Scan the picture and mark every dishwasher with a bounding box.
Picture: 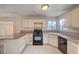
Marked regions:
[58,36,67,54]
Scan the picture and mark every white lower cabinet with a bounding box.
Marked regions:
[27,33,33,44]
[67,40,78,54]
[4,35,27,54]
[48,34,58,48]
[43,33,48,44]
[18,35,27,53]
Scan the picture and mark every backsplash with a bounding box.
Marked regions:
[63,28,79,34]
[58,27,79,38]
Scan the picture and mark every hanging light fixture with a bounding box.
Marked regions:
[41,4,49,11]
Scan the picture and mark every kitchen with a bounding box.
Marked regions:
[0,4,79,54]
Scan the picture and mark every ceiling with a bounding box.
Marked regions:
[0,4,76,17]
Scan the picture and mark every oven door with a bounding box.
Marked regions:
[35,36,41,41]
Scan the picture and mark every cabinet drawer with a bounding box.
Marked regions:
[48,35,57,39]
[48,34,58,48]
[68,41,77,48]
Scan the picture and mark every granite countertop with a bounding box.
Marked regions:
[19,31,79,44]
[0,31,32,40]
[0,30,56,40]
[1,29,79,44]
[58,32,79,44]
[13,31,27,39]
[12,31,33,39]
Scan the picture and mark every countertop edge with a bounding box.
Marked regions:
[58,33,79,44]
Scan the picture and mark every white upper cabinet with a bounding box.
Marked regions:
[22,19,48,30]
[64,7,79,28]
[0,21,13,38]
[64,11,72,28]
[0,17,22,38]
[71,7,79,28]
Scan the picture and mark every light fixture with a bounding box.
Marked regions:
[41,4,49,11]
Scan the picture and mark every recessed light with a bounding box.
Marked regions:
[41,4,49,11]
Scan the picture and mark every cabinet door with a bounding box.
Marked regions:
[19,37,26,53]
[43,33,48,44]
[4,39,19,54]
[64,12,72,28]
[71,7,79,28]
[4,22,13,38]
[48,34,58,48]
[0,21,13,38]
[27,34,33,44]
[4,36,27,54]
[67,40,78,54]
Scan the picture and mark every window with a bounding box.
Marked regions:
[60,19,64,26]
[48,20,56,30]
[59,18,65,30]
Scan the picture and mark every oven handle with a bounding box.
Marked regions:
[60,42,67,45]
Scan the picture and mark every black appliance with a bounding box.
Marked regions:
[33,29,43,45]
[58,36,67,54]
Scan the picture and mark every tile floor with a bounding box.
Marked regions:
[22,45,62,54]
